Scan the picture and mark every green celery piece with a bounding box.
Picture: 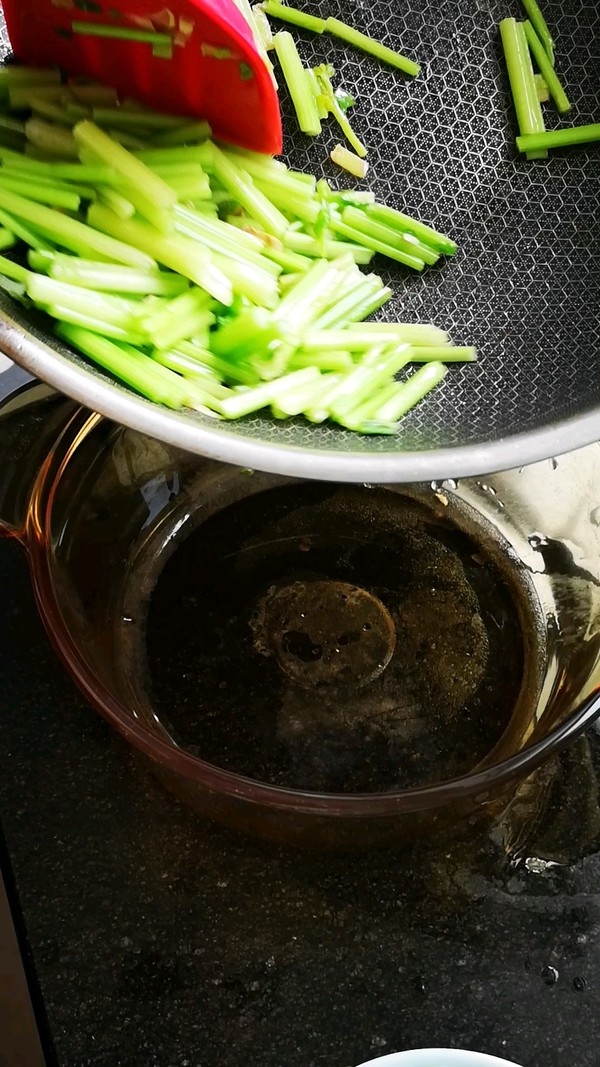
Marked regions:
[97,188,135,219]
[151,121,212,147]
[25,118,78,159]
[49,305,147,344]
[218,367,319,418]
[211,251,280,308]
[313,276,381,329]
[273,32,322,137]
[0,227,16,252]
[313,65,366,157]
[289,350,354,372]
[68,84,119,108]
[136,145,212,168]
[272,372,343,418]
[71,21,171,46]
[523,21,570,113]
[275,259,343,329]
[174,203,264,251]
[306,68,328,121]
[87,203,232,303]
[521,0,555,63]
[1,158,117,183]
[0,255,28,282]
[0,186,153,267]
[345,322,450,345]
[262,1,326,34]
[91,108,189,131]
[151,348,231,395]
[324,17,420,77]
[329,345,413,420]
[252,177,320,225]
[330,215,425,271]
[209,143,289,237]
[27,273,141,327]
[152,310,215,353]
[365,203,457,255]
[499,19,547,159]
[335,379,399,426]
[74,122,176,231]
[516,124,600,152]
[176,341,260,386]
[375,363,447,422]
[29,98,76,127]
[0,68,61,96]
[174,206,277,271]
[340,206,439,265]
[49,259,189,296]
[0,173,81,212]
[210,307,283,360]
[223,148,316,196]
[409,346,477,362]
[261,244,313,273]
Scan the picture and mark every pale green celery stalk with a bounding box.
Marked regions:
[375,363,447,422]
[30,98,76,127]
[499,18,547,159]
[50,259,189,296]
[135,145,213,167]
[152,310,215,353]
[289,350,354,372]
[0,187,154,266]
[107,128,149,151]
[0,255,28,282]
[218,367,320,418]
[272,374,339,419]
[150,122,212,147]
[71,21,171,45]
[69,84,119,108]
[252,4,275,51]
[176,341,260,386]
[50,305,147,343]
[312,276,380,329]
[0,209,54,253]
[346,285,393,322]
[160,173,211,200]
[27,273,141,326]
[74,121,176,231]
[345,322,450,345]
[212,251,280,308]
[151,348,231,394]
[277,271,302,291]
[313,66,366,157]
[335,379,399,426]
[223,148,317,195]
[262,1,325,33]
[330,215,425,271]
[516,123,600,152]
[173,207,277,270]
[273,32,322,137]
[261,244,313,273]
[0,227,16,252]
[87,203,232,302]
[25,118,78,159]
[306,68,328,120]
[523,21,570,113]
[98,188,136,218]
[1,158,117,183]
[0,68,61,94]
[210,307,284,359]
[365,203,457,255]
[409,346,477,362]
[173,201,263,248]
[209,143,289,237]
[284,231,374,263]
[92,108,188,131]
[12,171,97,199]
[324,17,420,76]
[329,345,413,420]
[341,206,439,265]
[275,259,343,329]
[521,0,554,63]
[0,173,81,211]
[252,178,320,224]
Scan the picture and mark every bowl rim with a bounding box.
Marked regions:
[23,407,600,818]
[355,1049,524,1067]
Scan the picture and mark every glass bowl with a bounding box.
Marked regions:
[2,374,600,850]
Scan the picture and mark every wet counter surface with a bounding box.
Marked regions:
[2,536,600,1067]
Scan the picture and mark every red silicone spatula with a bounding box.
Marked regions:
[2,0,282,154]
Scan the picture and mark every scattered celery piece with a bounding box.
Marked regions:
[523,21,570,114]
[262,1,326,33]
[330,144,369,179]
[516,124,600,152]
[324,17,420,77]
[375,363,448,422]
[273,32,322,137]
[499,19,547,159]
[521,0,555,64]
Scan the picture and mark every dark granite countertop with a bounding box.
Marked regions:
[2,537,600,1067]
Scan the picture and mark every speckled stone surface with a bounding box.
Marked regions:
[2,537,600,1067]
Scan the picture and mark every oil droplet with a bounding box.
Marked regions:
[528,533,549,550]
[541,965,559,986]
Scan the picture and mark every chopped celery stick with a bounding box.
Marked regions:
[87,203,232,302]
[534,73,550,102]
[330,216,425,271]
[174,204,264,250]
[516,124,600,152]
[74,122,176,231]
[276,259,342,329]
[0,186,153,266]
[324,17,420,77]
[253,4,275,49]
[177,341,260,386]
[224,149,316,195]
[313,66,366,157]
[211,252,280,308]
[0,68,61,94]
[329,345,413,420]
[29,98,75,127]
[262,1,326,33]
[152,311,215,353]
[91,108,188,131]
[253,180,320,225]
[345,322,449,345]
[0,173,81,211]
[72,21,171,46]
[521,0,554,63]
[98,187,135,218]
[289,350,354,372]
[2,159,117,183]
[375,363,447,422]
[25,118,78,159]
[50,305,146,344]
[272,372,341,417]
[341,206,439,265]
[262,245,313,273]
[151,121,212,147]
[211,307,284,359]
[174,207,276,270]
[410,346,477,362]
[8,85,65,110]
[278,272,303,291]
[27,273,141,326]
[218,367,319,418]
[523,21,570,113]
[0,227,16,252]
[499,19,547,159]
[365,203,457,255]
[0,255,28,282]
[49,258,189,296]
[284,231,374,264]
[106,128,149,151]
[331,144,369,178]
[346,285,393,323]
[209,144,289,237]
[136,145,212,167]
[160,172,211,200]
[152,349,230,393]
[69,85,119,107]
[313,276,381,329]
[306,68,328,120]
[336,379,399,426]
[27,250,53,272]
[273,32,322,137]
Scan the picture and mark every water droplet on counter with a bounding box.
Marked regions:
[541,965,559,986]
[528,533,549,550]
[573,976,587,992]
[122,616,134,624]
[442,478,458,491]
